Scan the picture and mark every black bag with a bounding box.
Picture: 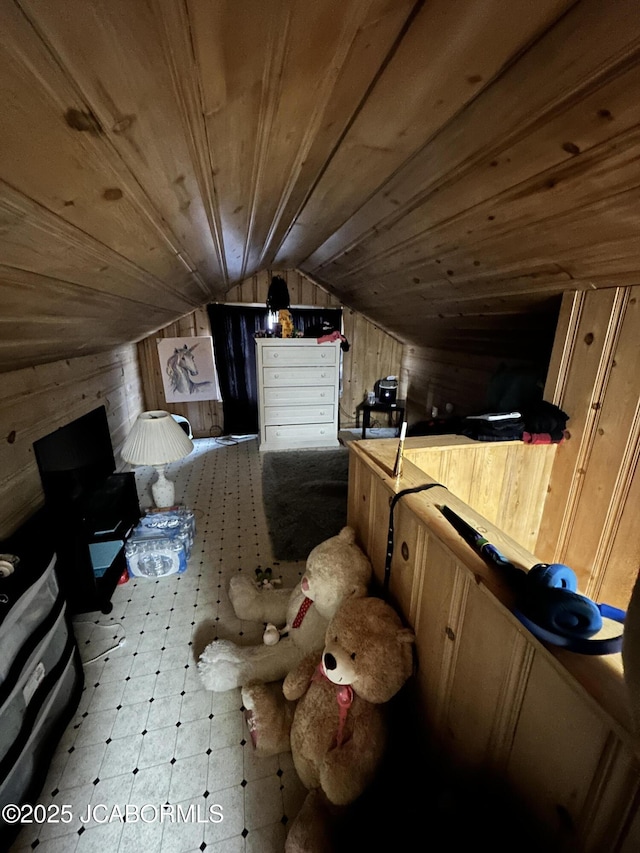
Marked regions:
[266,276,290,312]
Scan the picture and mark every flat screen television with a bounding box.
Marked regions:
[33,405,116,504]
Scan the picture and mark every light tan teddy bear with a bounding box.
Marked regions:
[197,527,372,693]
[280,595,415,852]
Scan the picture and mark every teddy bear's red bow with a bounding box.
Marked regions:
[292,595,313,628]
[312,663,354,747]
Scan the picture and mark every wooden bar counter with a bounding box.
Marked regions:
[347,436,640,852]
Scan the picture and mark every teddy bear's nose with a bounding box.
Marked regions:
[323,652,337,671]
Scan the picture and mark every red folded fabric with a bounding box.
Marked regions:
[317,331,342,344]
[523,431,565,445]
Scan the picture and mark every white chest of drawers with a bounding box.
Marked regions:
[256,338,341,451]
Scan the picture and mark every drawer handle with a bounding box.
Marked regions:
[319,410,325,416]
[321,373,326,378]
[273,353,279,358]
[320,392,325,398]
[274,373,279,378]
[320,353,326,358]
[320,429,325,434]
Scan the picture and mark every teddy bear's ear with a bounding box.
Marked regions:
[337,526,356,544]
[397,628,416,644]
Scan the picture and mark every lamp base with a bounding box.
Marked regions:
[151,465,176,508]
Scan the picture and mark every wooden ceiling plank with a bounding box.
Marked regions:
[16,0,222,293]
[152,0,229,284]
[426,192,640,283]
[0,184,202,314]
[187,0,279,281]
[258,0,417,268]
[0,265,180,320]
[1,0,214,297]
[329,262,574,305]
[302,0,638,274]
[313,116,640,291]
[324,175,640,301]
[188,0,413,280]
[281,0,576,266]
[358,287,564,316]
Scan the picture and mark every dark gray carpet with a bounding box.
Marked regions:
[261,448,349,561]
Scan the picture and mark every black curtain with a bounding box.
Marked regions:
[207,305,343,436]
[207,304,268,435]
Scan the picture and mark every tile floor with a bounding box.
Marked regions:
[11,436,309,853]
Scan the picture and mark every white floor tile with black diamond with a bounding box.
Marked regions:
[10,436,308,853]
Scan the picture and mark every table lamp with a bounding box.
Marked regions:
[121,410,193,508]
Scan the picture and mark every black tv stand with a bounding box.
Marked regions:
[45,472,141,615]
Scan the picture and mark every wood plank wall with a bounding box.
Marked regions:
[401,436,557,553]
[341,308,404,426]
[0,345,143,538]
[537,287,640,611]
[346,440,640,852]
[400,329,557,425]
[400,345,516,423]
[136,304,224,438]
[137,269,403,436]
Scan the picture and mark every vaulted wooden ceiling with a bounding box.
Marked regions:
[2,0,639,372]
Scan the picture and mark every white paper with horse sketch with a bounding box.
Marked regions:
[157,336,221,403]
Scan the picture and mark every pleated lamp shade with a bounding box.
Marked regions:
[121,411,193,467]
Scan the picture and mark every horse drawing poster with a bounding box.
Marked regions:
[157,336,221,403]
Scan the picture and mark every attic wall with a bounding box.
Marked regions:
[0,345,143,538]
[538,286,640,611]
[137,269,403,434]
[136,305,222,439]
[400,346,538,424]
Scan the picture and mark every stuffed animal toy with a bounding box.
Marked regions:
[279,308,294,338]
[281,596,415,852]
[197,526,372,693]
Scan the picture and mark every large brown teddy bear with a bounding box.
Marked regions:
[198,527,372,693]
[281,596,415,853]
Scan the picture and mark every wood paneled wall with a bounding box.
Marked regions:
[538,287,640,611]
[341,308,403,426]
[400,345,520,423]
[401,436,557,553]
[0,345,143,538]
[400,311,558,423]
[224,268,339,309]
[136,305,224,439]
[137,269,403,436]
[346,439,640,852]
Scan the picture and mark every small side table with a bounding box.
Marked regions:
[355,399,406,439]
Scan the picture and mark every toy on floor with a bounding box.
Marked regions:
[197,526,372,693]
[282,595,415,853]
[254,567,282,590]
